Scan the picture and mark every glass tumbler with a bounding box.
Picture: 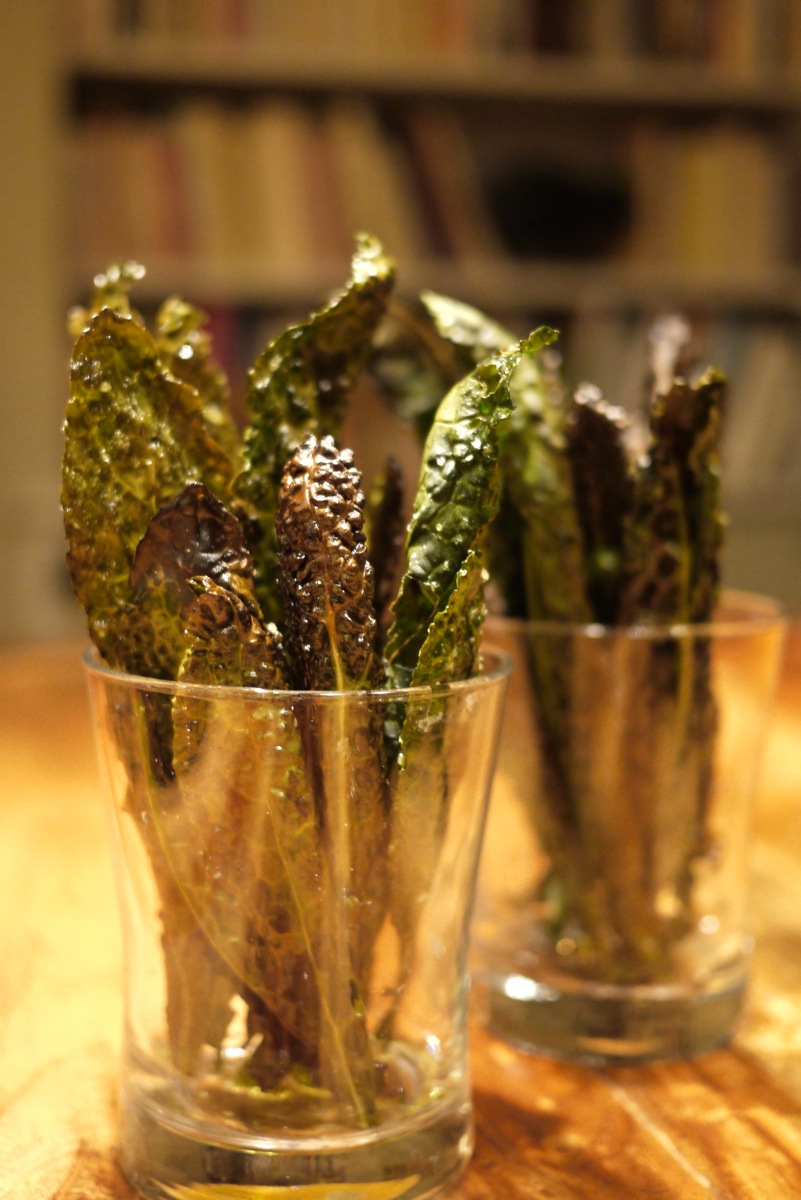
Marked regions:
[86,648,509,1199]
[474,592,785,1064]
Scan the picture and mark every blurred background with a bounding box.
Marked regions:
[3,0,801,643]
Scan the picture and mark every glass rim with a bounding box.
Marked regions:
[483,588,786,641]
[83,643,512,704]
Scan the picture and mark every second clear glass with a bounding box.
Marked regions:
[474,592,786,1065]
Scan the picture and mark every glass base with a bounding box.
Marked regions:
[475,964,747,1065]
[119,1082,473,1200]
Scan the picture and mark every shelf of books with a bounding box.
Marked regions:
[66,44,801,112]
[66,93,801,304]
[69,0,801,79]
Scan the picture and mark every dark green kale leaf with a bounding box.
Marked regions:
[420,289,516,368]
[385,329,557,683]
[382,552,490,1044]
[382,336,544,1028]
[565,385,631,625]
[368,290,515,441]
[505,384,632,911]
[155,295,242,467]
[409,550,486,687]
[615,367,726,943]
[682,371,727,623]
[619,368,727,625]
[66,260,146,337]
[502,353,590,626]
[62,308,236,669]
[235,233,395,621]
[365,456,406,645]
[69,263,241,468]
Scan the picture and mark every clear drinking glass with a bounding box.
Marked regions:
[85,648,509,1199]
[474,592,785,1064]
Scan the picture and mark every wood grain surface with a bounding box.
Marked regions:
[2,631,801,1199]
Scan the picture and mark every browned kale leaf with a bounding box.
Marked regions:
[276,434,382,691]
[116,481,262,682]
[275,432,390,1119]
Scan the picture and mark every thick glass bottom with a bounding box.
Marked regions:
[474,961,748,1065]
[120,1079,473,1200]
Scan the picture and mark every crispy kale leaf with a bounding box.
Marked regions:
[385,329,557,683]
[62,307,236,670]
[501,354,590,625]
[275,434,391,1118]
[170,582,322,1053]
[411,550,486,686]
[370,290,566,621]
[118,481,262,681]
[365,456,406,645]
[616,367,726,948]
[276,434,382,691]
[381,337,541,1031]
[368,290,516,441]
[66,260,146,337]
[420,289,516,368]
[619,368,727,625]
[565,385,631,625]
[172,578,378,1121]
[155,295,242,467]
[177,576,285,693]
[235,233,395,621]
[117,498,296,1079]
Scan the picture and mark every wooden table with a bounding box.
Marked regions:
[3,632,801,1199]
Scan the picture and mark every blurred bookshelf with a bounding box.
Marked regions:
[4,0,801,642]
[63,0,801,297]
